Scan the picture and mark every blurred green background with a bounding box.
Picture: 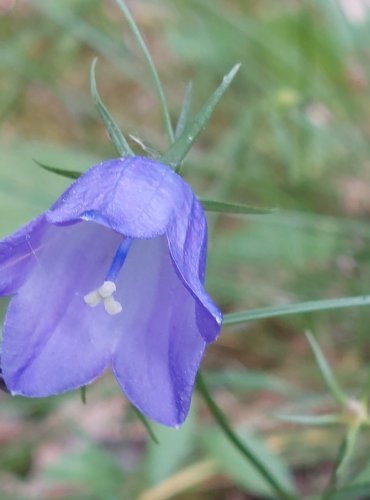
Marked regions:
[1,0,370,498]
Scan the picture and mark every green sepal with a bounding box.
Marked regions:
[175,82,193,139]
[90,58,134,157]
[161,64,241,171]
[34,159,82,180]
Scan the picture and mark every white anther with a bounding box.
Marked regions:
[98,281,116,298]
[84,290,101,307]
[104,295,123,315]
[84,280,122,314]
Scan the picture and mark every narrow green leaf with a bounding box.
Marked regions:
[162,64,241,171]
[131,405,159,445]
[223,295,370,326]
[115,0,174,143]
[275,413,342,426]
[196,372,295,500]
[175,82,193,139]
[90,58,134,157]
[305,331,347,405]
[202,429,295,498]
[325,426,361,496]
[336,425,360,476]
[34,159,82,180]
[200,198,275,215]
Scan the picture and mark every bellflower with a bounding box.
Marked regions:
[0,156,222,426]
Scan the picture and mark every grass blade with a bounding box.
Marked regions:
[275,414,342,426]
[324,426,361,497]
[200,198,275,215]
[115,0,174,144]
[305,331,347,405]
[196,372,295,500]
[223,295,370,326]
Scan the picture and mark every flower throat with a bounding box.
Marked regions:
[84,237,133,315]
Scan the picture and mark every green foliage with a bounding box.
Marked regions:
[45,445,125,498]
[145,406,196,485]
[202,429,296,497]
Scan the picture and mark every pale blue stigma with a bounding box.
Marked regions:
[105,237,133,282]
[84,237,133,315]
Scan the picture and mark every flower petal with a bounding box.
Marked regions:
[167,190,222,343]
[112,236,206,426]
[0,215,47,295]
[47,157,187,238]
[2,221,123,396]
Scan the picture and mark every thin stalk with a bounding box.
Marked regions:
[115,0,175,144]
[196,372,296,500]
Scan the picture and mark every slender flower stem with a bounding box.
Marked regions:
[115,0,175,144]
[196,372,296,500]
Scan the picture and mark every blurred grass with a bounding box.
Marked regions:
[1,0,370,498]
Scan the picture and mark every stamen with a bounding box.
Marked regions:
[84,290,101,307]
[83,237,133,315]
[98,281,116,298]
[84,279,123,313]
[104,295,122,315]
